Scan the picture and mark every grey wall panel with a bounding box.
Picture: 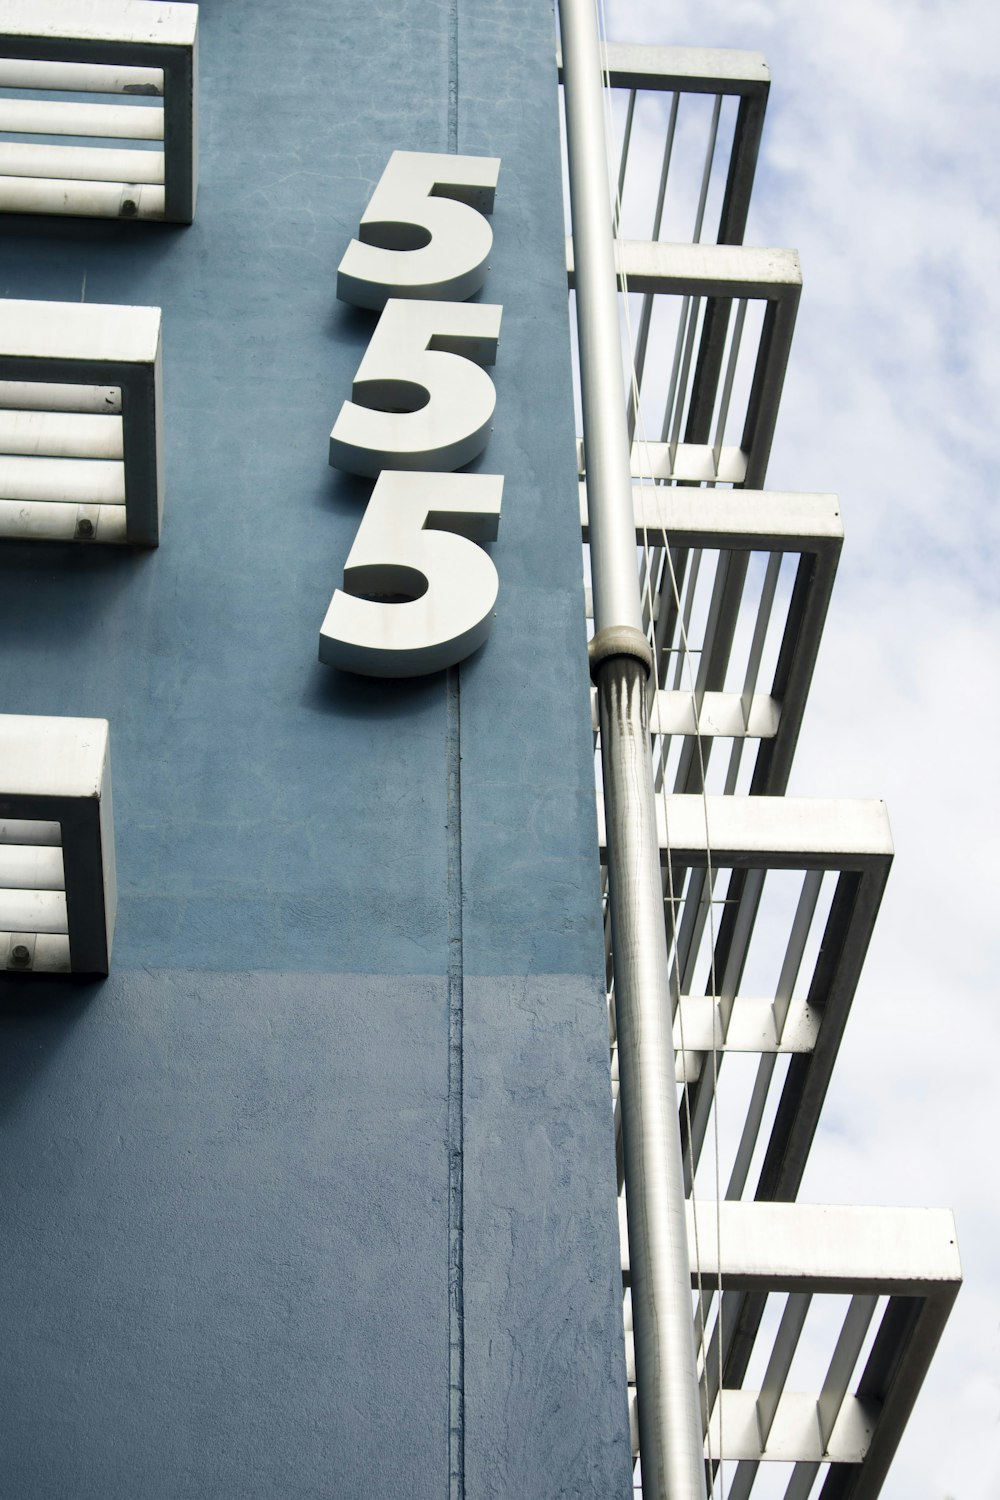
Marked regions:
[0,971,450,1499]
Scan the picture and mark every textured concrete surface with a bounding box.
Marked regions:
[0,0,631,1494]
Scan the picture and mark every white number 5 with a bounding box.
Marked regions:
[338,151,501,309]
[319,471,503,678]
[329,299,501,477]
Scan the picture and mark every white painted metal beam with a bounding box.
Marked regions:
[598,794,894,869]
[618,1199,961,1292]
[0,0,197,50]
[568,238,802,301]
[579,480,842,550]
[591,688,780,739]
[559,43,770,97]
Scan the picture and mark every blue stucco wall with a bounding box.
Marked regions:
[0,2,632,1495]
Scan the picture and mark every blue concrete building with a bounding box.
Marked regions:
[0,2,633,1495]
[0,5,962,1498]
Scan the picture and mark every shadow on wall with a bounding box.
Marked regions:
[0,975,105,1124]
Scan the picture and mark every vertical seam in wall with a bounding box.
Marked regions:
[448,0,459,153]
[446,663,464,1500]
[447,18,462,1497]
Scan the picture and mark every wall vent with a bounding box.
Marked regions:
[0,714,116,975]
[0,0,198,224]
[0,299,163,545]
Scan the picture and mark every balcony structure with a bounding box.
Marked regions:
[558,13,959,1498]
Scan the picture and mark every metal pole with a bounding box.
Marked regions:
[559,3,707,1497]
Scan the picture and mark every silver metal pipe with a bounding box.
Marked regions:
[597,660,707,1500]
[561,9,707,1493]
[560,0,642,637]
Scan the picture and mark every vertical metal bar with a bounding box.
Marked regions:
[740,551,782,730]
[675,866,710,994]
[756,1291,812,1444]
[773,870,823,1037]
[726,1053,775,1200]
[713,297,747,473]
[723,737,745,796]
[718,867,765,1036]
[783,1461,820,1500]
[693,97,723,243]
[670,550,700,689]
[627,92,679,439]
[613,88,636,235]
[560,5,706,1497]
[726,1460,759,1500]
[668,296,702,466]
[817,1294,878,1448]
[662,294,695,457]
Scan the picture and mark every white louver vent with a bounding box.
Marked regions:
[0,715,115,975]
[0,0,198,224]
[0,299,163,545]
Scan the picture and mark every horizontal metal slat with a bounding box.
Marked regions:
[0,176,165,218]
[0,409,124,458]
[0,141,165,184]
[0,381,122,414]
[0,844,65,890]
[0,97,164,139]
[0,820,61,846]
[0,455,125,504]
[0,58,164,95]
[0,497,127,541]
[0,888,68,934]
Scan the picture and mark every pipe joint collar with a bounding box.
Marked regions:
[588,625,654,681]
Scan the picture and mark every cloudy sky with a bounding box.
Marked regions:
[597,1,1000,1495]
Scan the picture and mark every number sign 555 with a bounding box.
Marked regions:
[320,150,504,679]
